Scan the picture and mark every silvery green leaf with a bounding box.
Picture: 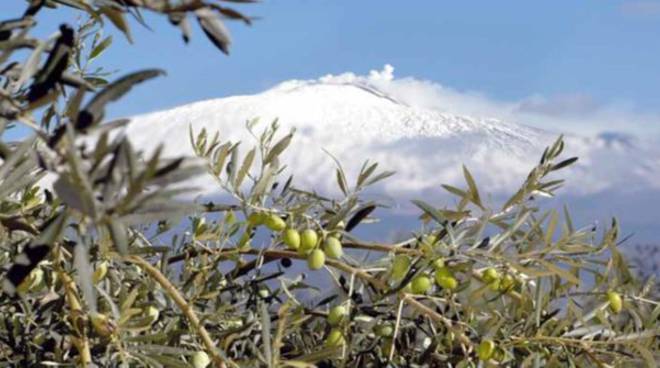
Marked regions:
[234,147,256,188]
[195,7,232,54]
[264,132,293,165]
[108,219,129,255]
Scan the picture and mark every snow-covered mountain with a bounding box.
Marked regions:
[121,66,660,241]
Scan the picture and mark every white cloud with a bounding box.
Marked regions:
[349,65,660,138]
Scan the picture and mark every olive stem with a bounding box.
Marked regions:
[167,247,387,290]
[124,255,233,368]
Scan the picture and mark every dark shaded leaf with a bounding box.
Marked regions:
[346,204,376,232]
[76,69,165,130]
[550,157,578,172]
[26,24,74,103]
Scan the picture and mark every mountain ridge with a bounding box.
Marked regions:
[121,68,659,203]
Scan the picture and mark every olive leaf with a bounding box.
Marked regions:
[195,7,232,54]
[76,69,165,130]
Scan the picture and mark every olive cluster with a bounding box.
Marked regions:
[390,254,460,295]
[247,212,344,271]
[480,267,519,294]
[323,304,395,352]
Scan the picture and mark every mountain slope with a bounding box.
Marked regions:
[124,76,554,197]
[123,69,659,207]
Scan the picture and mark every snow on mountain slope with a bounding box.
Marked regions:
[122,66,660,210]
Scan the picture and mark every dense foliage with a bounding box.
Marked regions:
[0,1,658,367]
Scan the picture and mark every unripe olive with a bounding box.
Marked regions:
[282,228,301,250]
[32,333,46,345]
[607,291,623,314]
[264,214,286,232]
[258,287,270,299]
[191,351,211,368]
[422,234,437,246]
[93,261,109,284]
[329,221,345,239]
[410,275,432,294]
[247,212,265,226]
[435,266,452,279]
[323,237,343,259]
[432,258,445,270]
[327,305,347,326]
[436,276,458,291]
[477,339,496,361]
[488,279,501,292]
[374,323,393,337]
[482,268,500,284]
[90,313,114,337]
[300,229,318,252]
[325,328,345,347]
[499,274,514,291]
[144,305,160,323]
[307,249,326,270]
[391,255,411,281]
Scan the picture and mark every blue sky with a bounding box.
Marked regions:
[3,0,660,136]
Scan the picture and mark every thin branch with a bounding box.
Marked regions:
[124,255,233,368]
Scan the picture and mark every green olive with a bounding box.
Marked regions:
[191,351,211,368]
[435,266,452,279]
[499,274,514,291]
[374,323,394,337]
[325,328,345,347]
[482,268,500,284]
[436,276,458,290]
[258,287,270,299]
[323,237,343,259]
[93,261,109,284]
[327,305,347,326]
[607,291,623,314]
[422,234,437,246]
[247,212,265,226]
[391,255,411,281]
[477,339,496,361]
[410,275,432,294]
[282,228,301,250]
[144,305,160,323]
[307,249,326,270]
[300,229,319,252]
[432,258,445,270]
[264,214,286,232]
[90,313,114,337]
